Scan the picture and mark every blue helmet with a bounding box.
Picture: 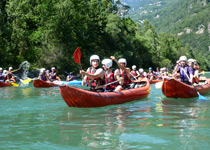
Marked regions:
[149,67,152,70]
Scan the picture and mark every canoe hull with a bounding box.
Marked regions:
[149,80,162,84]
[33,79,57,88]
[161,78,210,98]
[60,81,150,107]
[0,81,12,87]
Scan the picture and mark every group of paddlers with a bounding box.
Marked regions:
[38,67,61,82]
[79,55,168,92]
[1,55,203,91]
[0,67,16,83]
[79,55,203,92]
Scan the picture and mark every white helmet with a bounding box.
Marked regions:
[132,65,136,69]
[40,68,46,73]
[51,67,56,70]
[179,56,187,62]
[118,58,127,66]
[9,67,13,70]
[139,68,144,73]
[90,55,100,65]
[102,59,112,68]
[188,59,194,64]
[0,67,2,71]
[3,70,7,74]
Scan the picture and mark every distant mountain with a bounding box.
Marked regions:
[122,0,210,65]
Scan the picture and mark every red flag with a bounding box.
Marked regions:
[73,47,81,65]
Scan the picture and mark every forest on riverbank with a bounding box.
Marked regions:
[0,0,200,75]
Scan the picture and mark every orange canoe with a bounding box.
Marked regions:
[149,80,162,84]
[0,81,13,87]
[60,80,150,107]
[161,78,210,98]
[33,79,57,88]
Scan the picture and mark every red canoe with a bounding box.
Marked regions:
[33,79,57,88]
[149,80,162,84]
[0,81,13,87]
[161,78,210,98]
[60,80,151,107]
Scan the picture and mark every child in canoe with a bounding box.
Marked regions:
[101,58,118,92]
[80,55,105,92]
[110,56,131,92]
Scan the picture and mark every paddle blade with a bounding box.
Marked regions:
[198,93,208,100]
[73,47,81,64]
[11,82,19,87]
[22,78,32,84]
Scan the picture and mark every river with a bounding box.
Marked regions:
[0,82,210,149]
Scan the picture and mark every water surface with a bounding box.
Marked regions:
[0,83,210,149]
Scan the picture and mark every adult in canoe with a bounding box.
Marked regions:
[110,56,131,91]
[139,68,147,78]
[38,68,49,81]
[50,67,61,81]
[173,56,194,85]
[5,67,16,83]
[66,72,74,81]
[193,60,202,84]
[0,68,3,82]
[80,55,105,92]
[102,58,117,92]
[147,67,154,80]
[131,65,140,80]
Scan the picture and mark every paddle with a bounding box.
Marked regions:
[181,68,208,100]
[103,79,120,87]
[130,72,137,80]
[11,82,19,87]
[73,47,82,70]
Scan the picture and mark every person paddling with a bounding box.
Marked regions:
[193,60,202,84]
[102,58,117,92]
[147,67,154,80]
[66,72,74,81]
[131,65,140,80]
[5,67,16,83]
[139,68,147,79]
[50,67,61,81]
[173,56,194,85]
[80,55,105,92]
[110,56,131,91]
[38,68,49,81]
[0,68,4,82]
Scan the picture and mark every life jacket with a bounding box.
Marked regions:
[147,72,153,79]
[67,75,74,81]
[179,65,192,82]
[87,67,104,87]
[104,69,116,89]
[41,73,47,81]
[0,72,3,80]
[50,72,56,80]
[131,70,137,76]
[118,69,130,85]
[139,73,145,78]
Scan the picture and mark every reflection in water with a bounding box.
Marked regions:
[58,103,153,149]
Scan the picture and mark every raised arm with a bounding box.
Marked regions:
[110,56,130,74]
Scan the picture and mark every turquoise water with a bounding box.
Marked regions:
[0,83,210,150]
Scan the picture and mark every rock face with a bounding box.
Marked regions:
[208,22,210,33]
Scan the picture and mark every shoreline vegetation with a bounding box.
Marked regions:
[1,0,208,77]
